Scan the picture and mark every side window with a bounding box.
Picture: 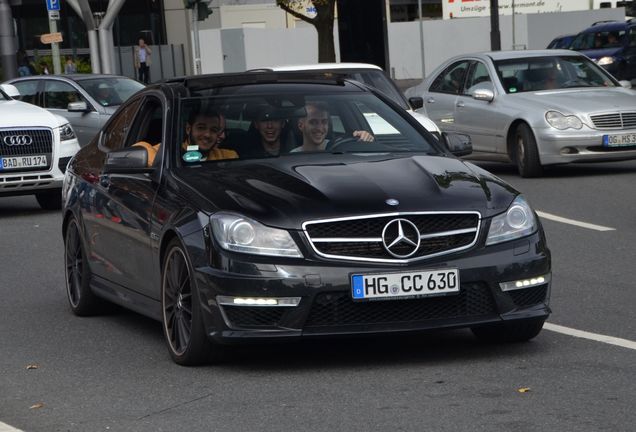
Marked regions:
[13,81,39,105]
[100,98,143,151]
[464,62,492,95]
[429,61,470,95]
[125,98,164,167]
[43,81,83,109]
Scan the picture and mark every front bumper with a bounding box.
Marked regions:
[0,137,79,196]
[194,231,551,344]
[535,126,636,166]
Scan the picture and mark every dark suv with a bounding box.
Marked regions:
[570,20,636,81]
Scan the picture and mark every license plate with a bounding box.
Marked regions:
[351,268,460,301]
[603,133,636,147]
[0,155,48,171]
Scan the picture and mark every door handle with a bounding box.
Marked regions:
[456,101,465,108]
[427,97,435,104]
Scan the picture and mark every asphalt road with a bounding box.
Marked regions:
[1,159,635,432]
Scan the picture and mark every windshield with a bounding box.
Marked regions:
[494,56,617,93]
[344,70,410,110]
[177,90,439,165]
[78,77,145,107]
[571,29,626,50]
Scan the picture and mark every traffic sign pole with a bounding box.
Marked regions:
[45,0,61,74]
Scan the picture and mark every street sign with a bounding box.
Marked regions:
[45,0,60,11]
[40,32,63,44]
[48,10,60,20]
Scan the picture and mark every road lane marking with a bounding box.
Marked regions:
[545,323,636,350]
[0,422,23,432]
[536,211,615,232]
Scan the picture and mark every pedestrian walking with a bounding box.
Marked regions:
[64,56,77,74]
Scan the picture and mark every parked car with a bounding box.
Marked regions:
[62,70,551,365]
[546,33,576,49]
[4,74,145,146]
[249,63,442,138]
[570,20,636,81]
[406,49,636,177]
[0,83,80,209]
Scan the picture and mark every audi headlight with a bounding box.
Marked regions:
[596,56,615,66]
[545,111,582,130]
[210,213,302,258]
[486,196,537,246]
[59,123,76,141]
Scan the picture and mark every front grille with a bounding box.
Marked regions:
[304,283,496,327]
[509,285,548,307]
[304,212,480,262]
[590,112,636,129]
[223,306,287,328]
[0,128,53,172]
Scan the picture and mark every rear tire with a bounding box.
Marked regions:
[161,239,224,366]
[471,318,545,343]
[36,189,62,210]
[513,124,543,178]
[64,218,103,316]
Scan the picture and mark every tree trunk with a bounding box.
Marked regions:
[314,0,336,63]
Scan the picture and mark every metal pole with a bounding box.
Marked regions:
[418,0,425,79]
[490,0,501,51]
[512,0,515,49]
[0,0,17,80]
[192,6,201,75]
[49,16,62,74]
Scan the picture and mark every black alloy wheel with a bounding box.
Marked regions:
[161,239,219,365]
[36,188,62,210]
[64,218,101,315]
[513,123,543,178]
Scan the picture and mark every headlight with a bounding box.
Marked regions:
[596,56,615,66]
[59,123,76,141]
[210,212,303,258]
[545,111,582,130]
[486,196,537,246]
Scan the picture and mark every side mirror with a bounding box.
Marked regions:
[442,132,472,157]
[472,88,495,102]
[0,83,20,98]
[68,101,89,112]
[619,80,632,89]
[408,96,424,110]
[103,147,150,173]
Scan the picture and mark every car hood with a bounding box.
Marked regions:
[0,100,62,128]
[578,47,622,59]
[178,154,517,229]
[510,87,636,115]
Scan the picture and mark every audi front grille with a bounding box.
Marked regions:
[0,128,53,171]
[303,212,481,263]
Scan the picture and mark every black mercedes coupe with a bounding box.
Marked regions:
[62,71,551,365]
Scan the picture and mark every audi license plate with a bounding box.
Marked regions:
[351,268,460,301]
[603,133,636,147]
[0,155,47,171]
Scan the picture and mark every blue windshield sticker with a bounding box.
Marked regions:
[183,150,203,162]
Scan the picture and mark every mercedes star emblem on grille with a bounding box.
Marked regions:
[3,135,33,146]
[381,218,421,258]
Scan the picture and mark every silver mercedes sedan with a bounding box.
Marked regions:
[406,49,636,177]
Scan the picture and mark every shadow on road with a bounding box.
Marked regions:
[469,159,636,179]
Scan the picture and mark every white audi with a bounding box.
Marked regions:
[0,83,80,209]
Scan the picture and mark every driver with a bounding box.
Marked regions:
[291,101,374,152]
[182,108,237,161]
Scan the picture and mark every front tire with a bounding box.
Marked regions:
[64,218,103,315]
[36,188,62,210]
[471,318,545,343]
[513,124,543,178]
[161,239,222,366]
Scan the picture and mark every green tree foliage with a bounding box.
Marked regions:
[276,0,336,63]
